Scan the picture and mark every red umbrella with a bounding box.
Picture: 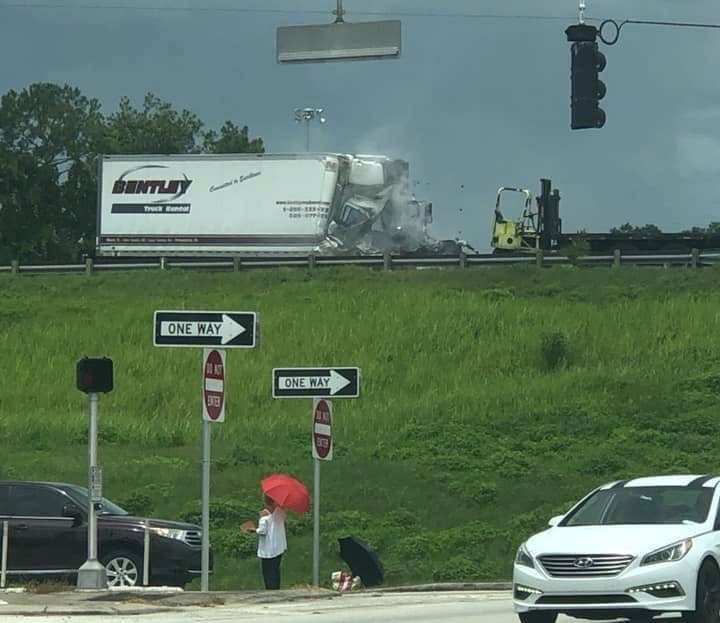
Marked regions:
[261,473,310,513]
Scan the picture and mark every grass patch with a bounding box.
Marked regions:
[1,265,720,588]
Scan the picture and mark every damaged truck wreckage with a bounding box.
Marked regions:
[97,153,463,258]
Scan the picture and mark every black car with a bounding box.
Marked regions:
[0,480,212,587]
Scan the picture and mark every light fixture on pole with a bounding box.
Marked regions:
[294,108,327,152]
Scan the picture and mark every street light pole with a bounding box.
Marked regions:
[294,108,327,152]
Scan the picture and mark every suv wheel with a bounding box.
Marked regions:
[518,612,558,623]
[102,551,142,588]
[684,559,720,623]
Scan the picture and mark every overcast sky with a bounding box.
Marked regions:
[1,0,719,249]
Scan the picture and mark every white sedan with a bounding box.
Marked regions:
[513,475,720,623]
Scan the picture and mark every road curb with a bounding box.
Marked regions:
[0,607,179,617]
[371,582,513,593]
[0,588,338,616]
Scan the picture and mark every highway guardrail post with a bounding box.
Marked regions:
[233,257,242,272]
[383,251,392,271]
[535,249,544,268]
[160,257,167,271]
[459,250,467,269]
[10,260,19,275]
[308,252,316,271]
[1,519,8,588]
[85,257,94,276]
[613,249,621,268]
[691,248,700,268]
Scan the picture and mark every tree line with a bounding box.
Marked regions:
[0,83,264,264]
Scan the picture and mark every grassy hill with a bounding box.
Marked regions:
[2,264,720,589]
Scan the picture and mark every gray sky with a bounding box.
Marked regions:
[1,0,719,249]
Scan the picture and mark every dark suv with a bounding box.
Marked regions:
[0,481,211,587]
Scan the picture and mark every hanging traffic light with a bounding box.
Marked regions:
[566,24,606,130]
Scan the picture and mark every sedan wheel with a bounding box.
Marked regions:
[103,553,141,588]
[685,560,720,623]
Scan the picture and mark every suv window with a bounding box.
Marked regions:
[10,485,67,517]
[0,485,10,516]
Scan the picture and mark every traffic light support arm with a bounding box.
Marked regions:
[598,18,720,46]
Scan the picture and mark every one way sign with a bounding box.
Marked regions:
[154,311,257,348]
[272,367,360,399]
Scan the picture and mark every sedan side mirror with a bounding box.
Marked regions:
[63,503,84,526]
[548,515,564,527]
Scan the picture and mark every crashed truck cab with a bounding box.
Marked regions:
[324,155,433,252]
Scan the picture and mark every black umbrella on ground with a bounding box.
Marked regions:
[338,536,384,587]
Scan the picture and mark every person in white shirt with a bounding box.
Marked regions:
[243,495,287,589]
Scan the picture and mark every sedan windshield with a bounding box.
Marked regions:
[563,486,713,526]
[62,485,129,516]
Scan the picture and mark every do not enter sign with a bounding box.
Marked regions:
[312,399,332,461]
[202,349,226,423]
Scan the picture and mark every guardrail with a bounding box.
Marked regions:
[0,518,153,589]
[0,249,717,275]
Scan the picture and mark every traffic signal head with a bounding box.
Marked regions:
[570,40,607,129]
[76,357,113,394]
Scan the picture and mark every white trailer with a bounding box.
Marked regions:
[96,153,433,256]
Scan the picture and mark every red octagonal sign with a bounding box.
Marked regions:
[312,398,332,461]
[203,349,225,422]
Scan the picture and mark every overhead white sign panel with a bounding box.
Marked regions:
[277,20,401,63]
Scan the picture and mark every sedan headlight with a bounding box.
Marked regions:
[150,527,187,541]
[641,539,693,566]
[515,543,535,569]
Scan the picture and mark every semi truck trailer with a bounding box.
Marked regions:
[96,153,451,257]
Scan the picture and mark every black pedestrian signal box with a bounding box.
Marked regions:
[76,357,114,394]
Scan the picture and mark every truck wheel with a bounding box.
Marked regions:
[683,560,720,623]
[518,612,558,623]
[102,551,142,588]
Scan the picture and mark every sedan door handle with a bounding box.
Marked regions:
[14,524,29,530]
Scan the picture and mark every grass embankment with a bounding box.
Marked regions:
[1,265,720,589]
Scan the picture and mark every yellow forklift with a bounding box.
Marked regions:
[491,179,561,253]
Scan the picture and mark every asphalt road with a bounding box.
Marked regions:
[15,591,689,623]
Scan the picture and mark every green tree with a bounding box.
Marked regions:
[203,121,264,154]
[105,93,204,154]
[610,223,663,236]
[683,222,720,235]
[0,83,104,262]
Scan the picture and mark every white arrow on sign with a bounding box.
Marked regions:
[160,314,246,345]
[279,369,351,395]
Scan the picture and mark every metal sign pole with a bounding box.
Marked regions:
[88,393,98,561]
[312,456,320,586]
[77,392,108,588]
[201,354,211,592]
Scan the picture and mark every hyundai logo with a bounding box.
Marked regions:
[574,557,595,568]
